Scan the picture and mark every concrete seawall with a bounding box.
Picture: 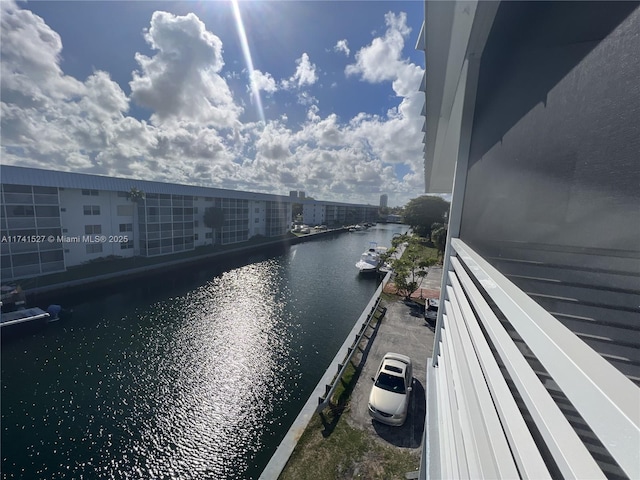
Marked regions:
[258,243,405,479]
[24,228,346,298]
[258,271,393,480]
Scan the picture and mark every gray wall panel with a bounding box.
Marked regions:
[461,2,640,253]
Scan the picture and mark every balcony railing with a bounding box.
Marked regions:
[425,239,639,479]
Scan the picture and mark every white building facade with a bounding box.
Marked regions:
[0,166,293,282]
[302,201,379,227]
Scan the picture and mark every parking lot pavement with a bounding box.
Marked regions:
[347,297,435,449]
[421,266,443,292]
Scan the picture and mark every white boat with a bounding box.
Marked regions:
[356,242,388,274]
[1,306,50,328]
[0,285,62,328]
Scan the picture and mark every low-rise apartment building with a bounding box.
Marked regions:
[302,201,379,227]
[0,165,293,282]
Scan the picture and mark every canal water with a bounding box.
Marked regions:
[1,224,408,479]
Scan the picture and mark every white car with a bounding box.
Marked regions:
[368,352,413,426]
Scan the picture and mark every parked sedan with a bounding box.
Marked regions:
[368,352,413,426]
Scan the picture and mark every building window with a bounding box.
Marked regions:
[117,191,128,197]
[117,204,134,216]
[33,186,57,195]
[119,223,133,232]
[255,207,260,213]
[84,225,102,234]
[194,221,199,228]
[205,232,212,239]
[2,184,31,193]
[35,206,59,217]
[83,205,100,215]
[194,207,198,214]
[86,244,103,254]
[81,189,99,196]
[12,252,39,266]
[120,242,133,250]
[60,208,66,212]
[194,234,199,240]
[255,218,259,223]
[205,197,213,202]
[8,205,34,217]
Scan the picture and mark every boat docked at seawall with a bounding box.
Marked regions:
[355,242,388,274]
[1,306,50,328]
[1,285,63,330]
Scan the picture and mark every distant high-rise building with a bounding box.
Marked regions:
[379,194,388,208]
[289,190,305,199]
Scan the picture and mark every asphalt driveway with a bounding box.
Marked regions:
[347,295,435,449]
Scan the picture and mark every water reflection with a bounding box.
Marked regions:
[106,260,299,478]
[1,224,408,479]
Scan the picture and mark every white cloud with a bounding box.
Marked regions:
[294,53,318,87]
[250,69,278,93]
[345,12,411,84]
[129,11,242,128]
[1,3,425,206]
[281,53,318,90]
[296,91,318,107]
[0,1,84,106]
[342,10,425,189]
[333,39,350,57]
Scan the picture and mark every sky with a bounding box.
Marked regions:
[1,0,426,207]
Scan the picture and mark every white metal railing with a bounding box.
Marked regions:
[427,238,640,479]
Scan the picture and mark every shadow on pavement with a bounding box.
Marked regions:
[403,299,425,320]
[371,379,426,448]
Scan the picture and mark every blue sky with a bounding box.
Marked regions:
[1,1,426,206]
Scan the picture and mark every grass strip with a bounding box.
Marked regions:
[279,410,419,480]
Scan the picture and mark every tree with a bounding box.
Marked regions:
[388,234,436,300]
[127,187,145,203]
[431,222,447,260]
[127,187,144,255]
[403,195,449,238]
[430,222,444,234]
[203,207,225,246]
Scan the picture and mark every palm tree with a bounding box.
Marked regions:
[127,187,145,255]
[203,206,225,246]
